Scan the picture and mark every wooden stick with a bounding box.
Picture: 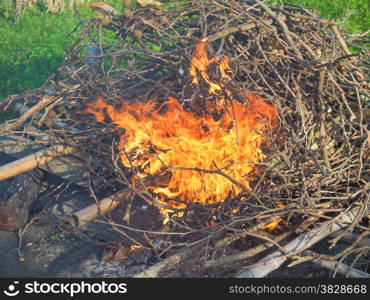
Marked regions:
[72,188,132,227]
[205,231,290,269]
[329,230,370,248]
[0,144,74,181]
[134,241,206,278]
[0,95,56,135]
[330,25,351,55]
[303,250,370,278]
[236,205,366,278]
[0,134,89,186]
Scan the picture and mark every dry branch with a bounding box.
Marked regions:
[1,0,369,277]
[134,241,207,278]
[0,144,74,181]
[0,134,89,186]
[236,205,368,278]
[0,96,56,135]
[303,250,370,278]
[205,231,291,269]
[329,230,370,248]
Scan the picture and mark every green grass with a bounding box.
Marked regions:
[0,0,368,101]
[0,10,78,99]
[0,1,123,100]
[270,0,370,33]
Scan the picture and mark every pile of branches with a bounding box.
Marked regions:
[1,0,369,277]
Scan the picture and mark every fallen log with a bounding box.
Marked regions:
[236,205,367,278]
[0,169,43,230]
[0,144,74,181]
[0,134,88,186]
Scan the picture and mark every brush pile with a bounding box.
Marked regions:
[1,0,369,277]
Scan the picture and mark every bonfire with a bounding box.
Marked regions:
[0,0,369,278]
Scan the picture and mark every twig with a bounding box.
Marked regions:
[302,250,370,278]
[236,205,367,277]
[0,96,56,135]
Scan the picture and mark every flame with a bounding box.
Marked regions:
[83,41,278,210]
[261,219,281,232]
[189,41,231,99]
[129,245,142,251]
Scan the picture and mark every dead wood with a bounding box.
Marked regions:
[0,169,43,230]
[0,95,56,136]
[134,240,208,278]
[0,0,369,277]
[205,231,291,269]
[303,250,370,278]
[0,134,88,186]
[329,230,370,248]
[72,188,132,227]
[0,144,74,181]
[236,205,368,278]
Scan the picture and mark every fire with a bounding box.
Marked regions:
[83,41,278,210]
[261,219,282,232]
[189,41,231,99]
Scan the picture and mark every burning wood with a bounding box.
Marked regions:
[0,0,369,277]
[236,205,369,278]
[82,40,278,212]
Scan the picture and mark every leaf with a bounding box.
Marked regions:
[101,242,141,262]
[87,2,118,17]
[137,0,162,8]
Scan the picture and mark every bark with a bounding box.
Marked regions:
[0,169,43,230]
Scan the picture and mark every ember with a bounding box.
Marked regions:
[83,41,278,208]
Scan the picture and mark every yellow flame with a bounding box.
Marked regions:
[82,41,278,211]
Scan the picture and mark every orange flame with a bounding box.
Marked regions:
[189,41,231,99]
[83,41,278,209]
[261,219,282,232]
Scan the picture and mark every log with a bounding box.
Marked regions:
[72,176,160,226]
[0,134,88,186]
[72,188,132,227]
[236,205,367,278]
[0,169,43,230]
[0,144,74,181]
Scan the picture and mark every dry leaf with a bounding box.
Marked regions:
[138,0,162,8]
[87,2,118,17]
[101,242,142,262]
[101,242,131,262]
[123,0,132,7]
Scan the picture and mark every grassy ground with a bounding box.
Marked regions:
[272,0,370,33]
[0,0,368,101]
[0,10,78,99]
